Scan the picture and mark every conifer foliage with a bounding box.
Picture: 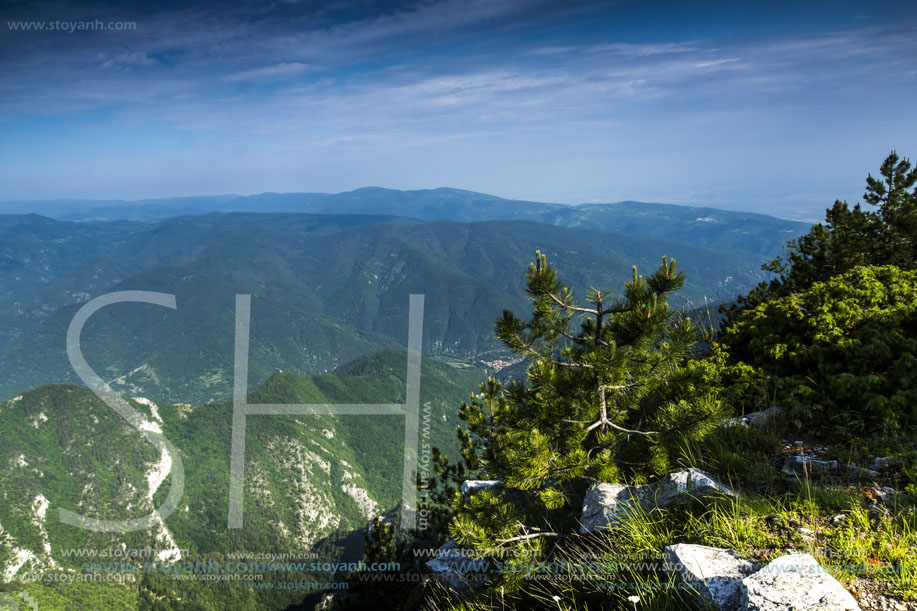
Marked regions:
[723,151,917,324]
[450,252,724,551]
[716,151,917,438]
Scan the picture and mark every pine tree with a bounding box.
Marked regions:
[715,151,917,438]
[722,151,917,325]
[866,151,917,267]
[450,252,724,552]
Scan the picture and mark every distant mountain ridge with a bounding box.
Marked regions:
[0,213,768,403]
[0,187,810,257]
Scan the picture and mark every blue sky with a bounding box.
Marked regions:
[1,0,915,220]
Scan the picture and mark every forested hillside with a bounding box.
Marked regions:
[0,214,772,404]
[0,350,482,609]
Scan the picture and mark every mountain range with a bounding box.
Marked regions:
[0,187,813,609]
[0,206,792,404]
[0,187,808,257]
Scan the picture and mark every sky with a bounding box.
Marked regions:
[1,0,915,221]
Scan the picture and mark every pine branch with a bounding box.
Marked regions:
[509,329,593,369]
[604,381,645,391]
[584,418,658,436]
[598,304,633,316]
[546,291,598,315]
[496,531,565,544]
[558,329,589,345]
[515,461,585,482]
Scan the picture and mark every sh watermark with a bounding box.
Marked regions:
[62,291,425,534]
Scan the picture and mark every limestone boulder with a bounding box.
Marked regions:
[460,480,501,496]
[740,553,860,610]
[580,469,737,533]
[426,541,487,590]
[782,455,838,477]
[723,406,785,430]
[664,544,760,610]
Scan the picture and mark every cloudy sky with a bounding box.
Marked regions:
[1,0,915,220]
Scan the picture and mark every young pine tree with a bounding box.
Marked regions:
[450,252,724,552]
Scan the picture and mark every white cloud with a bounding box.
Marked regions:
[693,57,741,68]
[100,52,158,70]
[586,41,699,56]
[226,62,316,81]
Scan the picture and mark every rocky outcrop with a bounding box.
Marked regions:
[740,553,860,610]
[846,464,881,480]
[580,468,738,533]
[426,541,487,590]
[314,591,348,610]
[664,544,760,610]
[782,455,839,477]
[665,547,860,611]
[460,480,501,496]
[869,485,905,508]
[655,468,736,504]
[869,457,891,472]
[723,406,785,430]
[579,482,639,532]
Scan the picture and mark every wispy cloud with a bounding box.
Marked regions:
[99,52,158,70]
[693,57,741,68]
[226,62,316,81]
[0,0,915,215]
[586,41,700,56]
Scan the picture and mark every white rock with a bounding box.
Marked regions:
[872,486,903,507]
[782,455,838,476]
[341,477,378,519]
[144,434,180,562]
[655,468,738,505]
[30,494,56,563]
[580,469,737,533]
[847,465,880,479]
[4,548,37,581]
[724,406,785,430]
[665,544,760,611]
[740,553,860,610]
[131,397,163,423]
[870,457,891,472]
[579,483,641,532]
[426,541,487,590]
[460,480,501,496]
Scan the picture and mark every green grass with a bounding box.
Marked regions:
[424,410,917,610]
[427,487,917,610]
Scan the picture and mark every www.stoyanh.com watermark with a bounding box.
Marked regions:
[62,291,425,534]
[7,20,136,33]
